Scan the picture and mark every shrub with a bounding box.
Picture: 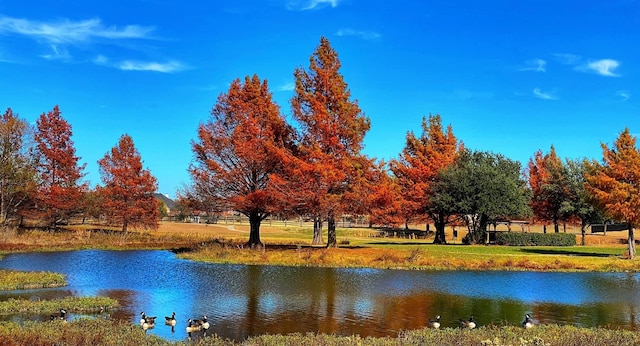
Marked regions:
[495,232,576,246]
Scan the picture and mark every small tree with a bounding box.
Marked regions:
[34,105,87,227]
[585,128,640,258]
[431,150,531,244]
[389,114,462,244]
[526,146,572,233]
[98,134,159,232]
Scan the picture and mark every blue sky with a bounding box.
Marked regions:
[0,0,638,198]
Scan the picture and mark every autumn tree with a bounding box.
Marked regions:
[34,105,87,227]
[189,75,293,247]
[430,150,531,244]
[389,114,462,244]
[97,134,159,232]
[0,108,37,228]
[585,128,640,258]
[526,146,573,233]
[289,36,371,247]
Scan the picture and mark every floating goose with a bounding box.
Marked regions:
[50,309,67,321]
[460,315,476,329]
[429,315,441,329]
[522,313,535,329]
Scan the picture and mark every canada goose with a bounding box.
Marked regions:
[522,314,535,329]
[201,315,210,331]
[460,315,476,329]
[165,312,177,326]
[50,309,67,321]
[140,312,156,330]
[186,318,202,333]
[429,315,441,329]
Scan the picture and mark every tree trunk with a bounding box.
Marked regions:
[327,215,337,248]
[312,216,324,245]
[432,215,447,244]
[247,211,263,248]
[628,224,636,259]
[581,222,586,246]
[554,219,559,233]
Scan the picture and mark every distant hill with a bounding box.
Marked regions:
[154,193,176,211]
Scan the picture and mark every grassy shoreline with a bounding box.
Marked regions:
[0,295,118,314]
[0,319,639,345]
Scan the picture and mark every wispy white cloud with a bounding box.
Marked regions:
[336,29,381,40]
[117,60,185,73]
[553,53,622,77]
[617,90,630,101]
[520,58,546,72]
[286,0,338,11]
[533,88,557,100]
[580,59,621,77]
[0,15,154,45]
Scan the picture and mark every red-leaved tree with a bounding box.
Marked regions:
[585,128,640,259]
[526,146,572,233]
[389,114,462,243]
[34,105,87,227]
[97,134,159,232]
[289,36,371,247]
[189,75,293,247]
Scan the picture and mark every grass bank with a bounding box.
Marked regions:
[1,221,638,272]
[0,269,66,290]
[177,239,640,272]
[0,295,118,314]
[0,319,638,346]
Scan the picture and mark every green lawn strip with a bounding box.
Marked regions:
[0,295,118,314]
[0,269,66,290]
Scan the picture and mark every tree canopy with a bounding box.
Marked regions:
[189,75,293,247]
[431,150,531,244]
[98,134,159,232]
[34,105,87,227]
[390,114,462,243]
[585,128,640,258]
[289,36,370,247]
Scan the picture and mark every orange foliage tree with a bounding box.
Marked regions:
[289,37,371,247]
[585,128,640,258]
[364,162,405,228]
[34,105,87,227]
[189,75,293,247]
[389,114,461,244]
[526,146,572,233]
[0,108,37,227]
[97,134,159,232]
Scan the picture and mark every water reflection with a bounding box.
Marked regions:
[0,250,639,342]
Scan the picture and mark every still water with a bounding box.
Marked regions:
[1,250,639,342]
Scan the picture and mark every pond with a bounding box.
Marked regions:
[1,250,639,342]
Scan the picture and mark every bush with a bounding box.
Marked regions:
[495,232,576,246]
